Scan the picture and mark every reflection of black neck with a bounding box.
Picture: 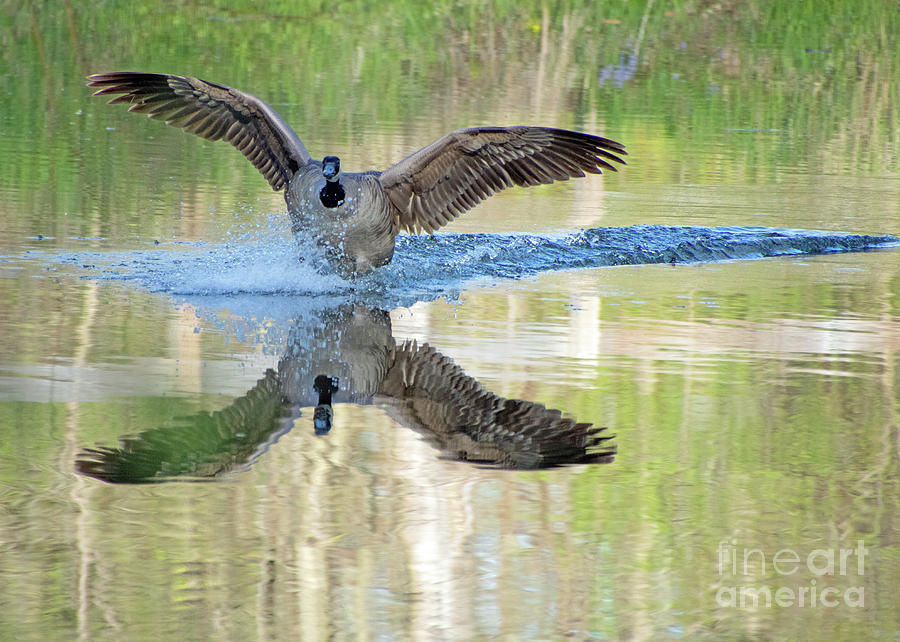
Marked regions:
[313,375,338,435]
[319,181,345,208]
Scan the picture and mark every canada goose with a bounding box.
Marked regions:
[88,72,627,278]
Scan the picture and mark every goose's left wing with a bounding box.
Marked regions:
[379,126,626,234]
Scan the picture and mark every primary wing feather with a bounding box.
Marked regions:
[87,72,311,191]
[379,126,627,233]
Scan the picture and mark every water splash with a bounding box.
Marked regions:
[47,224,897,309]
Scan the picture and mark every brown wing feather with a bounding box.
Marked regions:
[87,72,312,191]
[379,126,627,234]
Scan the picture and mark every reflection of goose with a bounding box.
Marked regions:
[76,305,614,483]
[88,72,627,278]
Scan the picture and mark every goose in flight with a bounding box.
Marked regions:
[88,72,627,278]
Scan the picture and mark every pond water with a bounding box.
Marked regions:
[2,2,899,640]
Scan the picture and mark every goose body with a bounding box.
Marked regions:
[88,72,627,278]
[286,168,397,275]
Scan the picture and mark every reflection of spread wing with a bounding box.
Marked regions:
[376,341,615,468]
[76,370,291,483]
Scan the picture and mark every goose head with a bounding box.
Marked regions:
[322,156,341,182]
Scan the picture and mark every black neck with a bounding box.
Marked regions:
[319,181,345,208]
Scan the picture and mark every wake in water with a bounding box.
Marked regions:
[45,223,897,310]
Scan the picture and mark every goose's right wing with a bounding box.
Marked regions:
[88,72,311,191]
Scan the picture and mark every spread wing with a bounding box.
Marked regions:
[379,126,626,233]
[87,72,312,191]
